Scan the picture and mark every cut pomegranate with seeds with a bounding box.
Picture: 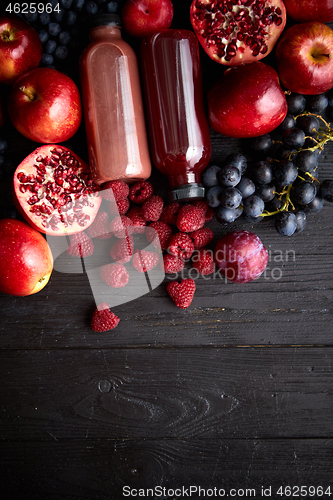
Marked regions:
[12,145,102,236]
[190,0,286,66]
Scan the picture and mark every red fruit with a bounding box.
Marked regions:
[0,218,53,296]
[12,145,102,236]
[110,215,134,238]
[129,180,154,204]
[100,262,129,288]
[214,230,268,283]
[283,0,333,23]
[103,180,129,201]
[168,232,195,260]
[0,15,42,85]
[8,68,82,143]
[66,231,94,258]
[141,194,164,222]
[132,249,160,272]
[122,0,174,38]
[190,0,286,66]
[160,201,181,225]
[86,211,112,239]
[116,198,130,215]
[189,226,214,249]
[208,61,287,138]
[192,248,215,275]
[146,221,172,250]
[176,204,206,232]
[275,22,333,95]
[163,253,185,274]
[166,278,196,309]
[193,200,214,222]
[91,302,120,332]
[110,235,134,263]
[126,206,147,233]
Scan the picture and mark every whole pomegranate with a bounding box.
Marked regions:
[0,218,53,296]
[13,145,102,236]
[214,230,268,283]
[190,0,286,66]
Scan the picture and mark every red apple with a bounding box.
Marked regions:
[0,218,53,296]
[275,22,333,95]
[214,230,268,284]
[8,68,82,143]
[122,0,173,38]
[283,0,333,23]
[0,14,42,85]
[207,61,287,138]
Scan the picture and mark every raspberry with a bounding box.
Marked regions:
[160,202,181,225]
[166,278,196,309]
[189,226,214,249]
[86,211,112,239]
[126,206,146,233]
[146,221,172,251]
[192,248,215,275]
[103,180,129,201]
[110,235,134,263]
[193,200,214,222]
[176,204,206,232]
[129,180,154,204]
[167,232,194,260]
[116,198,130,215]
[163,253,185,274]
[141,195,164,222]
[100,262,129,288]
[132,249,160,273]
[110,215,134,238]
[66,231,94,257]
[91,302,120,332]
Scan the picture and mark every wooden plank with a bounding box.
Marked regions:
[1,347,332,441]
[1,203,332,348]
[0,439,332,499]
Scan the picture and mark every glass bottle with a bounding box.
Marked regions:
[79,14,151,185]
[140,29,211,201]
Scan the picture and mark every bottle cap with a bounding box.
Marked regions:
[169,183,205,202]
[86,14,122,30]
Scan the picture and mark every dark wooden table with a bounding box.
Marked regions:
[1,2,332,499]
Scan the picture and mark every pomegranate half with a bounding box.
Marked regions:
[13,145,102,236]
[190,0,286,66]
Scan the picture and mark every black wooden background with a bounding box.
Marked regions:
[0,2,332,499]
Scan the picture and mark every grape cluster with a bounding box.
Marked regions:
[202,90,333,237]
[20,0,121,71]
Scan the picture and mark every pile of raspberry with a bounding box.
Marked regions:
[66,179,216,332]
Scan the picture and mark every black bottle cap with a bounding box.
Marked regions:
[169,183,205,202]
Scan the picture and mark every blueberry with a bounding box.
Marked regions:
[52,10,65,22]
[54,45,69,60]
[41,53,54,66]
[23,12,38,23]
[64,10,77,25]
[106,1,119,12]
[45,39,57,54]
[84,1,99,15]
[73,0,85,10]
[38,12,51,25]
[60,0,74,8]
[48,22,62,36]
[58,31,72,45]
[38,29,50,44]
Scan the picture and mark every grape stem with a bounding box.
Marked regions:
[261,183,294,217]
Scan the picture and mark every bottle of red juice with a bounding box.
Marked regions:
[79,14,151,185]
[140,29,211,201]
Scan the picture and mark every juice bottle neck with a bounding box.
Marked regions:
[89,25,122,42]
